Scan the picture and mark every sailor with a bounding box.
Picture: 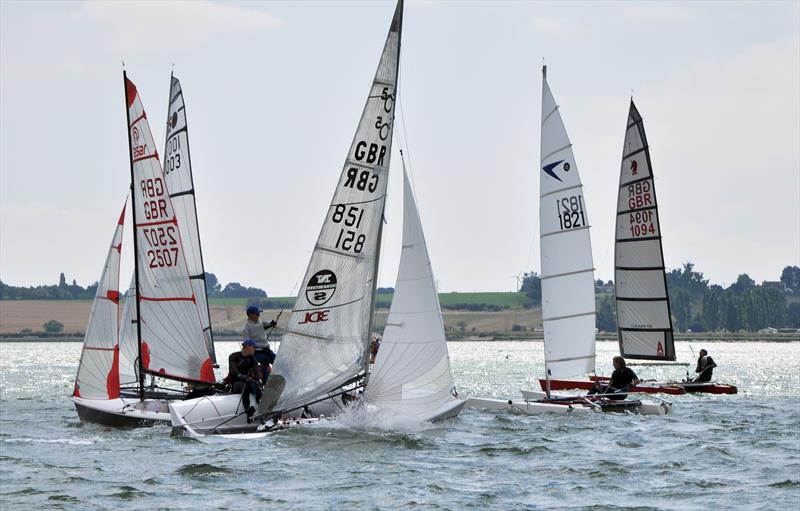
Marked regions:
[370,336,381,364]
[693,349,717,382]
[242,305,278,379]
[228,339,262,421]
[589,356,641,400]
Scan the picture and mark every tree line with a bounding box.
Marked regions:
[0,272,269,300]
[522,264,800,332]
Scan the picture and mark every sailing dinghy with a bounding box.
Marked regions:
[465,67,671,416]
[72,73,218,426]
[541,100,736,395]
[170,1,462,440]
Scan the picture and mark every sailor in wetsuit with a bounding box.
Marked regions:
[229,339,262,421]
[589,356,641,400]
[692,349,717,382]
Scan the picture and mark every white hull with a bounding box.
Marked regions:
[464,388,672,416]
[72,396,172,426]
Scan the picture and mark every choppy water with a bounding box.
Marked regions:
[1,340,798,510]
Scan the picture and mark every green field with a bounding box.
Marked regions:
[210,291,532,310]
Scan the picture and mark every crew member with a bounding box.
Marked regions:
[370,336,381,364]
[693,349,717,382]
[228,339,262,421]
[589,356,641,400]
[242,305,278,379]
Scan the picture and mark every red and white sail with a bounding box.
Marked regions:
[73,202,126,399]
[124,75,215,384]
[163,75,216,364]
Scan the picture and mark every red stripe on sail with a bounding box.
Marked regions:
[132,153,159,163]
[140,295,194,302]
[141,342,150,370]
[118,203,127,225]
[129,111,147,127]
[106,290,120,304]
[136,218,176,228]
[125,78,138,108]
[114,243,122,254]
[106,345,120,399]
[200,358,215,383]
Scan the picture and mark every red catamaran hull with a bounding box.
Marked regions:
[539,378,737,395]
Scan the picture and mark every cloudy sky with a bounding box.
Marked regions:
[1,1,798,296]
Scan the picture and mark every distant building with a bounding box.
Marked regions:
[759,327,779,334]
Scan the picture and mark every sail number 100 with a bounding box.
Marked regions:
[556,195,586,230]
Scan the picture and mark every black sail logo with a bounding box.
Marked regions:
[306,270,337,307]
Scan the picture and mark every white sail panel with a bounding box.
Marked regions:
[614,100,675,360]
[73,203,126,399]
[118,276,138,387]
[163,75,216,364]
[364,166,458,419]
[125,76,215,383]
[262,2,403,414]
[538,67,596,379]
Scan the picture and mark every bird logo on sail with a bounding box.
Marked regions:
[543,160,568,182]
[306,269,337,307]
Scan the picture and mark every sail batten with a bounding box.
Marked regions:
[539,67,597,380]
[261,1,403,415]
[614,100,675,361]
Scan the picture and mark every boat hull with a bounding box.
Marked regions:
[465,390,672,416]
[540,377,735,395]
[72,396,171,427]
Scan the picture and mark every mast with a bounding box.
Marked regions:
[363,0,403,386]
[124,70,145,401]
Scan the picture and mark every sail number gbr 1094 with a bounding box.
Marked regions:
[556,195,586,230]
[332,204,366,254]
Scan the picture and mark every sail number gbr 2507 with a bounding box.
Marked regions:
[139,177,180,268]
[556,195,586,230]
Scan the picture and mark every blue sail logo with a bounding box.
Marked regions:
[542,159,565,182]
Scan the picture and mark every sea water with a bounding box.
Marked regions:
[0,340,798,510]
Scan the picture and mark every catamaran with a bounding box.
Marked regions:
[169,0,463,438]
[541,100,736,396]
[72,73,219,426]
[465,67,671,416]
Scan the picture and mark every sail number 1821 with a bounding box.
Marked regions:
[557,195,586,230]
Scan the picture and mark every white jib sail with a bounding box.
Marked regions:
[125,75,215,384]
[73,202,126,400]
[364,165,457,419]
[262,1,403,414]
[539,66,596,379]
[614,100,675,361]
[163,74,216,364]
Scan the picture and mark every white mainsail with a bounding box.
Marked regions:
[539,66,596,380]
[364,165,458,419]
[73,203,126,399]
[261,0,403,414]
[614,100,675,360]
[124,74,215,384]
[163,74,216,364]
[117,276,139,387]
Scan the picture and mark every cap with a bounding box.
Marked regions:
[246,306,262,315]
[242,339,257,347]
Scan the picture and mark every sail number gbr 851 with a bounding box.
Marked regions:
[332,86,394,255]
[140,177,180,268]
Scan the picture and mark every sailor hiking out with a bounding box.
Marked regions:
[228,340,262,422]
[589,356,641,400]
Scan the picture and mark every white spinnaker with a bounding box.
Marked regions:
[163,75,216,364]
[262,1,403,415]
[539,66,596,379]
[118,275,138,387]
[614,100,675,361]
[124,75,215,384]
[364,166,457,419]
[73,203,126,399]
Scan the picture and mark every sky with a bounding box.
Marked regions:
[1,0,798,296]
